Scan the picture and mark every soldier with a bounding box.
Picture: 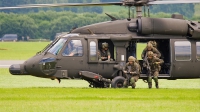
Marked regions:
[144,51,164,89]
[141,43,161,59]
[98,42,111,61]
[148,40,157,48]
[123,56,140,89]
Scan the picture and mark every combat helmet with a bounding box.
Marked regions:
[147,51,154,57]
[148,41,157,48]
[102,42,108,49]
[147,43,153,49]
[128,56,135,62]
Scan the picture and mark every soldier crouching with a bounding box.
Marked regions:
[123,56,140,89]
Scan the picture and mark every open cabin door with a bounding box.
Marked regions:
[135,40,171,78]
[170,39,200,78]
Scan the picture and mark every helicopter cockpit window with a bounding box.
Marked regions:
[48,38,67,55]
[196,42,200,61]
[90,41,97,61]
[175,41,191,61]
[62,40,83,56]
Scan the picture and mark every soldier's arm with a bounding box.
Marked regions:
[154,48,161,58]
[107,50,111,60]
[135,64,140,75]
[155,58,164,65]
[123,64,128,73]
[68,49,77,56]
[141,49,146,59]
[131,64,140,75]
[159,59,164,64]
[97,50,101,60]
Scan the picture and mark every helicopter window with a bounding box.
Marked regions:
[48,38,67,55]
[90,41,97,61]
[62,40,83,56]
[197,42,200,61]
[175,41,191,61]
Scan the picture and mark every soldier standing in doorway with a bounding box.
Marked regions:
[141,43,161,59]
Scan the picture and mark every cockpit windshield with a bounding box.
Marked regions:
[48,38,67,55]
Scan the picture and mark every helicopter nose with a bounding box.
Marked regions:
[9,64,28,75]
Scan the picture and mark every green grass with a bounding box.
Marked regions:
[0,65,200,112]
[137,43,146,60]
[0,88,199,112]
[0,42,49,60]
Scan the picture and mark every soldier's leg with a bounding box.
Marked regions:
[130,76,138,89]
[123,79,128,88]
[153,71,159,89]
[148,76,152,89]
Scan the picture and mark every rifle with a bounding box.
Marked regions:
[144,53,151,78]
[124,66,132,86]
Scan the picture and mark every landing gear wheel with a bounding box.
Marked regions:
[111,76,125,88]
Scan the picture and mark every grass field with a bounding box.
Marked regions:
[0,42,49,60]
[0,88,199,112]
[0,68,200,112]
[1,68,200,89]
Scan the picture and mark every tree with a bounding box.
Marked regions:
[17,15,38,39]
[150,4,195,18]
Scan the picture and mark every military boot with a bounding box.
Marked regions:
[123,80,128,88]
[155,82,159,89]
[148,82,152,89]
[153,77,159,89]
[132,83,136,89]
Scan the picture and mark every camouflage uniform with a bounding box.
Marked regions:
[141,43,161,59]
[123,56,140,89]
[98,42,111,61]
[98,49,111,61]
[144,51,164,89]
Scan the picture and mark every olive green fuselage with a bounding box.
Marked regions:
[9,18,200,80]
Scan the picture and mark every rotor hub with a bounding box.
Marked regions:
[122,0,153,6]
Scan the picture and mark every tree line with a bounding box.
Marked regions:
[0,11,125,40]
[0,10,199,40]
[0,0,198,40]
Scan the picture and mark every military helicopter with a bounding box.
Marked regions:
[3,0,200,88]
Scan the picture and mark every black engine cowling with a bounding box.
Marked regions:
[136,17,200,39]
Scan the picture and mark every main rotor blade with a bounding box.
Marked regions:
[148,0,200,5]
[0,2,122,10]
[0,1,200,10]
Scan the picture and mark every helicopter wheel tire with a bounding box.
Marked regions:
[111,76,125,88]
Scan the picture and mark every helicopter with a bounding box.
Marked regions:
[2,0,200,88]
